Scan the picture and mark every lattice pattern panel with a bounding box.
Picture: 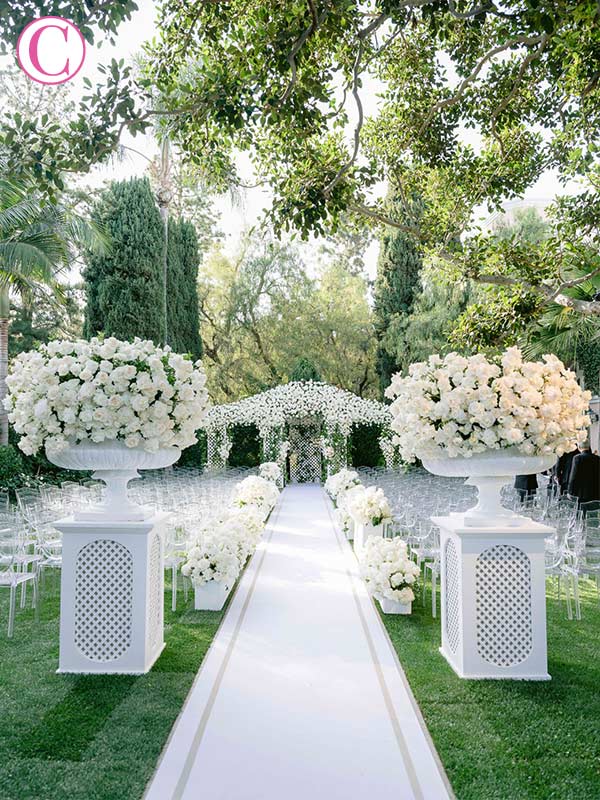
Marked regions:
[147,532,162,651]
[289,425,322,483]
[444,539,460,653]
[261,427,282,464]
[206,428,230,471]
[75,539,134,663]
[476,544,533,667]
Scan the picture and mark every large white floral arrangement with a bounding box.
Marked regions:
[386,347,591,462]
[5,337,210,455]
[360,536,419,605]
[324,468,360,501]
[233,475,279,516]
[259,461,282,484]
[348,486,392,527]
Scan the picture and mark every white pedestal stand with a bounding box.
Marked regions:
[433,514,552,681]
[54,512,170,674]
[352,520,384,556]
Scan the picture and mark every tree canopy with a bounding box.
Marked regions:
[2,2,599,316]
[199,235,377,402]
[143,0,599,314]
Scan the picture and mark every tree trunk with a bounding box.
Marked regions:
[0,288,10,446]
[160,204,169,345]
[156,138,172,347]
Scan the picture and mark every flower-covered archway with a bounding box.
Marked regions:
[202,381,395,480]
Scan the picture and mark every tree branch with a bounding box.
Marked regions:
[418,34,546,135]
[358,11,389,39]
[489,35,549,142]
[278,0,329,107]
[549,267,600,298]
[472,270,600,315]
[348,203,423,236]
[324,41,364,196]
[447,1,496,20]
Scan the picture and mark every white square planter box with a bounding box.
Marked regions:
[433,514,552,681]
[375,594,412,615]
[194,580,229,611]
[352,520,384,556]
[54,512,170,674]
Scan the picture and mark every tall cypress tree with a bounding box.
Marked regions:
[167,218,202,358]
[373,200,423,394]
[83,178,164,343]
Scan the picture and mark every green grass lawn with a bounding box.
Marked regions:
[0,574,224,800]
[381,577,600,800]
[2,570,599,800]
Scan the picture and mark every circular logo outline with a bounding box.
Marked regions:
[16,16,86,86]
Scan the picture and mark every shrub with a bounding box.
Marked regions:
[0,444,38,494]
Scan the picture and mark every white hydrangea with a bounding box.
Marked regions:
[386,347,591,462]
[5,336,210,456]
[182,498,267,586]
[233,475,279,516]
[223,505,266,560]
[181,535,241,588]
[360,536,419,604]
[336,483,366,513]
[334,506,353,536]
[348,486,392,526]
[259,461,283,484]
[324,468,360,500]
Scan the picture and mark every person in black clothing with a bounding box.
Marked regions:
[567,444,600,505]
[514,473,537,502]
[555,447,579,496]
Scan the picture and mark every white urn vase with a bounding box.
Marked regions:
[422,446,556,527]
[46,440,181,522]
[194,580,229,611]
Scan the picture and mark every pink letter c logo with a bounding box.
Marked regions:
[17,17,86,86]
[29,23,70,78]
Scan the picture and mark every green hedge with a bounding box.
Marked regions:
[0,441,89,496]
[229,425,260,467]
[349,424,384,468]
[578,339,600,396]
[178,431,207,469]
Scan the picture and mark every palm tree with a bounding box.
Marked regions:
[0,173,107,445]
[523,279,600,366]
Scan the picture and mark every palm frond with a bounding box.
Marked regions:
[0,197,51,236]
[0,241,58,282]
[63,213,110,255]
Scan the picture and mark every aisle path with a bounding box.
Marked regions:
[145,485,452,800]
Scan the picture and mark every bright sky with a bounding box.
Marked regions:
[4,1,579,280]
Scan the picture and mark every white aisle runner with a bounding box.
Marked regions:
[145,484,452,800]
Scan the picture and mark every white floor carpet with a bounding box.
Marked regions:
[145,484,452,800]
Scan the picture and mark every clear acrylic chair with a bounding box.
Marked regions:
[0,528,39,637]
[164,524,189,611]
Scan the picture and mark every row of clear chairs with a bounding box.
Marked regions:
[358,466,599,622]
[0,466,254,636]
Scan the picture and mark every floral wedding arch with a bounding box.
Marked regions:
[201,381,397,480]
